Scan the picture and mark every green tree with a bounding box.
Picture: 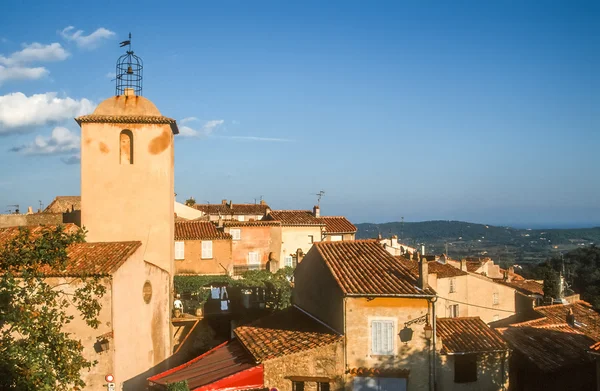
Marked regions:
[184,197,196,207]
[0,226,106,390]
[167,380,190,391]
[543,267,561,300]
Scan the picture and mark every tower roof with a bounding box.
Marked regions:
[92,93,161,116]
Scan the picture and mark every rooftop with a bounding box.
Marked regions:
[234,306,341,362]
[494,279,544,296]
[193,202,270,216]
[534,301,600,340]
[436,317,509,354]
[396,256,468,279]
[320,216,357,234]
[313,240,436,296]
[0,224,79,246]
[223,220,281,228]
[43,196,81,213]
[265,210,323,226]
[175,221,232,241]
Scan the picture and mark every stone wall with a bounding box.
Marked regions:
[0,213,63,228]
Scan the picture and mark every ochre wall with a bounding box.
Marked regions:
[225,225,282,267]
[434,275,470,318]
[464,274,515,323]
[344,297,432,391]
[263,341,345,391]
[436,353,509,391]
[174,239,232,275]
[280,226,322,266]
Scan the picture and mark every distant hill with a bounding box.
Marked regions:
[356,220,600,264]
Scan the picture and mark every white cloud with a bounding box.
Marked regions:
[0,92,95,134]
[0,42,69,66]
[106,72,116,79]
[10,126,80,155]
[179,119,225,137]
[224,136,295,142]
[0,65,49,85]
[60,26,115,49]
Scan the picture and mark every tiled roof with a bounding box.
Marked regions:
[175,221,232,240]
[466,261,484,273]
[396,257,468,279]
[223,220,281,227]
[193,203,270,216]
[320,216,357,234]
[56,241,141,276]
[534,301,600,340]
[0,224,79,246]
[313,240,436,296]
[75,115,179,134]
[265,210,323,226]
[436,317,509,354]
[44,196,81,213]
[498,323,595,372]
[590,341,600,353]
[494,279,544,296]
[234,306,342,362]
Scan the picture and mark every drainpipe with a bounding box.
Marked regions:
[430,297,437,391]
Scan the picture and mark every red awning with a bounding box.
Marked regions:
[148,340,263,390]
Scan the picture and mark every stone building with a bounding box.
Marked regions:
[174,221,232,275]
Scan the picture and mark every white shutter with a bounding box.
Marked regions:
[231,229,241,240]
[175,241,185,260]
[202,241,213,259]
[248,252,260,265]
[372,320,394,355]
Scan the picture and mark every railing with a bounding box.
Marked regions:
[233,264,267,276]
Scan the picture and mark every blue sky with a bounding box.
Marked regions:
[0,1,598,227]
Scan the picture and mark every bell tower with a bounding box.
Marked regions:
[75,36,179,277]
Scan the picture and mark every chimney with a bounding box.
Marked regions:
[27,206,33,214]
[421,245,425,256]
[566,308,575,326]
[391,234,398,244]
[460,259,467,272]
[260,199,266,206]
[221,199,227,205]
[377,233,382,240]
[217,216,223,228]
[418,254,429,290]
[313,205,320,218]
[296,248,305,266]
[229,200,233,209]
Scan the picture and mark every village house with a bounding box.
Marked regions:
[264,208,324,268]
[497,301,600,391]
[174,221,232,275]
[320,215,357,242]
[379,235,416,256]
[193,199,270,222]
[222,220,282,275]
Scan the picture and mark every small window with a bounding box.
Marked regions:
[120,129,133,164]
[317,382,330,391]
[493,293,499,305]
[454,354,477,383]
[237,215,244,221]
[308,235,314,244]
[449,304,459,318]
[371,320,394,355]
[230,229,241,241]
[248,252,260,268]
[449,278,456,293]
[284,256,294,267]
[330,235,343,242]
[292,381,305,391]
[201,241,213,259]
[175,241,185,260]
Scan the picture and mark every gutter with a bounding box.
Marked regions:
[345,293,436,298]
[430,297,436,391]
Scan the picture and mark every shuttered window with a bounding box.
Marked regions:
[371,320,394,355]
[175,241,185,260]
[201,241,213,259]
[248,252,260,269]
[230,229,241,240]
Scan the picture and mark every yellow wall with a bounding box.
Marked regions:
[463,274,515,323]
[280,226,322,266]
[174,239,232,275]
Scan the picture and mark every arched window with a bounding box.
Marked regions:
[120,130,133,164]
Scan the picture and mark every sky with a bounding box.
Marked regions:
[0,1,598,228]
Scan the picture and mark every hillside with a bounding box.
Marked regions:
[356,220,600,264]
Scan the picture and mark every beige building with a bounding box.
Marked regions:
[174,221,232,275]
[320,215,357,242]
[193,199,270,222]
[264,208,324,267]
[222,220,282,275]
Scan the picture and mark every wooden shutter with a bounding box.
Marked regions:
[175,241,184,260]
[202,241,213,259]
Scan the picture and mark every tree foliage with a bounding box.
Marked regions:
[184,197,196,207]
[167,380,190,391]
[542,268,561,300]
[0,226,106,390]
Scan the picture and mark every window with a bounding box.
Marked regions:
[248,252,260,269]
[330,235,343,242]
[201,241,213,259]
[308,235,314,244]
[284,256,294,267]
[449,278,456,293]
[119,130,133,164]
[353,377,407,391]
[230,229,241,241]
[449,304,459,318]
[454,354,477,383]
[492,292,499,305]
[237,215,244,221]
[292,381,305,391]
[371,320,394,355]
[175,241,185,260]
[317,383,330,391]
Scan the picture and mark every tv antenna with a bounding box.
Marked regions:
[315,190,325,206]
[38,200,43,211]
[7,204,19,214]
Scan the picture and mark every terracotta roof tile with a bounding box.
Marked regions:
[223,221,281,227]
[396,257,468,279]
[175,221,232,240]
[265,210,323,226]
[313,240,436,296]
[55,241,141,276]
[234,307,341,362]
[0,224,79,246]
[193,203,270,216]
[436,317,509,354]
[534,301,600,340]
[590,341,600,353]
[320,216,357,234]
[43,196,81,213]
[494,279,544,296]
[466,261,484,273]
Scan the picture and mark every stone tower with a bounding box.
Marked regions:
[75,88,179,276]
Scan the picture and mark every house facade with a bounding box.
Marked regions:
[222,220,282,275]
[320,215,357,242]
[193,199,270,222]
[174,221,232,275]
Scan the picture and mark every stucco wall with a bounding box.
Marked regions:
[0,212,63,228]
[322,233,355,242]
[80,121,175,278]
[46,276,113,389]
[435,275,470,318]
[224,225,282,266]
[263,341,345,391]
[464,274,515,323]
[344,297,432,391]
[112,249,172,390]
[280,226,322,266]
[436,353,509,391]
[293,247,345,333]
[174,239,232,275]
